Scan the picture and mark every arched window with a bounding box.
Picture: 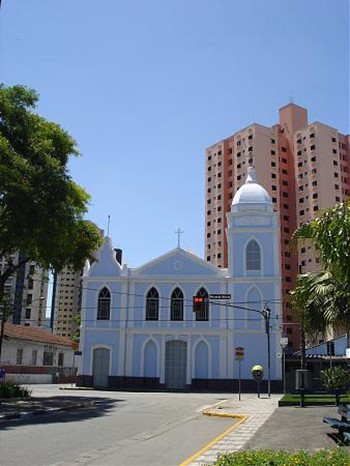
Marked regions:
[195,287,209,321]
[170,287,184,321]
[146,287,159,321]
[246,239,261,270]
[97,287,111,320]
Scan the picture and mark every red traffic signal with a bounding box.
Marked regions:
[192,296,207,313]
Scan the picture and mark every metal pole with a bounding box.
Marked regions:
[283,349,286,394]
[0,315,5,364]
[264,308,271,398]
[267,322,271,397]
[238,359,241,401]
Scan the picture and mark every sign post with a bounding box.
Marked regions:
[235,347,245,401]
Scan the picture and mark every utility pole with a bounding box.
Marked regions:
[210,300,273,397]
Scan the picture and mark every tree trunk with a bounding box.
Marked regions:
[300,326,306,370]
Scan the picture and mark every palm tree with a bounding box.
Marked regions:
[292,201,350,347]
[289,272,330,368]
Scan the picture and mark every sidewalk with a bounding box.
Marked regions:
[184,394,350,466]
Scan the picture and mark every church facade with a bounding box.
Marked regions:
[77,166,283,391]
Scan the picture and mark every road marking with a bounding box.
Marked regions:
[179,412,248,466]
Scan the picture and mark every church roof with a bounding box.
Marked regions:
[231,165,273,212]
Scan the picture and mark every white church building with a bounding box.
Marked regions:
[77,166,283,391]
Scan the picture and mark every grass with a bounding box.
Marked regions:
[279,393,350,406]
[214,449,350,465]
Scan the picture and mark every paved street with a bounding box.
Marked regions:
[2,386,347,466]
[0,385,237,466]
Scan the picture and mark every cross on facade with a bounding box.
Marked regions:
[175,228,184,247]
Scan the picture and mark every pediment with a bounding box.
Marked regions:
[133,248,223,277]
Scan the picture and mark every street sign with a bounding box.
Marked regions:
[235,346,245,360]
[209,294,231,300]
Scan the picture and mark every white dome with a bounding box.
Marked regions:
[231,165,273,211]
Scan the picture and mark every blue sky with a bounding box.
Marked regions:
[1,0,349,267]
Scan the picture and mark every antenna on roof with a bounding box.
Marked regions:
[289,91,294,104]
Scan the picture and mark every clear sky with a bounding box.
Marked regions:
[1,0,349,267]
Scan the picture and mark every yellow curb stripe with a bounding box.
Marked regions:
[179,413,248,466]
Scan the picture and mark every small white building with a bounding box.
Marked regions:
[78,166,283,391]
[1,322,75,384]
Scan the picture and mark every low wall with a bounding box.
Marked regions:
[5,373,52,384]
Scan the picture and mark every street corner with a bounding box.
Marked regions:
[202,399,247,421]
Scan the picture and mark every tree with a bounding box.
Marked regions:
[295,201,350,285]
[289,271,330,370]
[0,84,103,306]
[292,201,350,346]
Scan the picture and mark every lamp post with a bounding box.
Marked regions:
[280,336,288,394]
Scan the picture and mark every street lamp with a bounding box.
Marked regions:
[280,336,288,394]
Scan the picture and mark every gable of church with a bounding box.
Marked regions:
[133,248,224,278]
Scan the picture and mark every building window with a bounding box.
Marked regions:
[97,287,111,320]
[246,239,261,271]
[31,350,37,366]
[16,348,23,365]
[43,351,54,366]
[58,353,64,367]
[195,287,209,321]
[271,161,276,167]
[170,288,184,321]
[281,147,287,152]
[146,287,159,321]
[25,308,31,319]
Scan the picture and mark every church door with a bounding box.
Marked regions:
[93,348,110,388]
[165,340,187,389]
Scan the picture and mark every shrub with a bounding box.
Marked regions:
[214,449,350,466]
[321,366,350,392]
[0,380,32,399]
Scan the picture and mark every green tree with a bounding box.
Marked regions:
[295,202,350,285]
[292,201,350,345]
[0,84,102,306]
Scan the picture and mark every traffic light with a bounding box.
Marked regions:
[192,296,206,313]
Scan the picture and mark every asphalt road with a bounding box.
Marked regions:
[0,385,236,466]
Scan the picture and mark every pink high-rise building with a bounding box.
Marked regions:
[205,103,350,350]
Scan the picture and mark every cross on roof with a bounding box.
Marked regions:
[175,228,184,247]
